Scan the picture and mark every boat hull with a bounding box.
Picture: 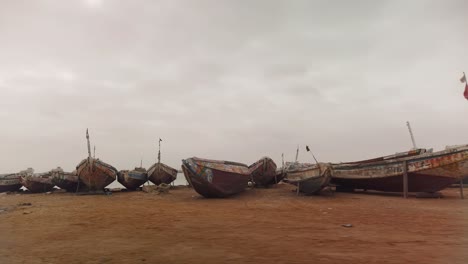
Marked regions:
[52,172,82,192]
[0,174,22,192]
[147,163,177,185]
[117,169,147,190]
[248,157,278,187]
[76,158,118,191]
[332,147,468,193]
[284,163,331,194]
[182,157,250,198]
[20,176,55,193]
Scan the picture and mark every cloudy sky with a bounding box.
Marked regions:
[1,0,468,174]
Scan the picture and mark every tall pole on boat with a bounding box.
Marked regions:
[93,145,96,158]
[86,129,92,160]
[306,145,321,174]
[295,145,299,163]
[406,121,417,150]
[158,138,162,164]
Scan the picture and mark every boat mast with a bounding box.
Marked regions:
[158,138,162,164]
[295,145,299,163]
[93,145,96,158]
[86,129,92,160]
[406,121,417,149]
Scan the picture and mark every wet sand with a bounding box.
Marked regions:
[1,184,467,264]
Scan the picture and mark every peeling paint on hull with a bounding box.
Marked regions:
[248,157,278,187]
[0,174,21,192]
[20,175,55,193]
[117,169,147,190]
[182,157,250,198]
[283,163,332,194]
[332,147,468,193]
[147,163,177,185]
[76,158,118,191]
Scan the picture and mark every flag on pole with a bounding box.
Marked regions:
[461,73,467,83]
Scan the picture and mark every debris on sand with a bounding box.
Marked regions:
[342,224,353,228]
[23,211,32,215]
[142,183,170,194]
[18,202,32,206]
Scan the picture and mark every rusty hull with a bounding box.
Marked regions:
[0,173,22,192]
[117,168,147,190]
[248,157,278,187]
[332,146,468,193]
[76,158,118,191]
[181,157,250,198]
[147,163,177,185]
[283,162,332,194]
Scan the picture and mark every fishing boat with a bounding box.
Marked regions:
[331,146,468,193]
[19,168,56,193]
[283,162,332,194]
[51,168,81,192]
[76,130,118,191]
[117,167,147,190]
[0,173,22,192]
[248,157,278,187]
[181,157,250,198]
[147,138,177,185]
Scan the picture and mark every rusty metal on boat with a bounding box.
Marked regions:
[181,157,250,198]
[19,168,55,193]
[147,163,177,185]
[0,173,22,192]
[117,167,147,190]
[332,146,468,193]
[283,162,332,194]
[248,157,278,187]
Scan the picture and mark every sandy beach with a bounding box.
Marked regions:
[1,184,467,264]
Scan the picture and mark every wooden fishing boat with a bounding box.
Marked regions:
[0,173,22,192]
[147,163,177,185]
[117,167,147,190]
[51,168,82,192]
[19,169,56,193]
[181,157,250,198]
[75,130,118,191]
[283,162,332,194]
[331,146,468,193]
[248,157,278,187]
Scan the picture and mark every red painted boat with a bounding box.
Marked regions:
[117,167,147,190]
[19,169,56,193]
[147,163,177,185]
[0,173,22,192]
[332,146,468,193]
[248,157,278,187]
[181,157,250,198]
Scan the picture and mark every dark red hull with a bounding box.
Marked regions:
[248,157,278,187]
[76,158,118,191]
[20,177,55,193]
[0,184,22,192]
[182,158,250,198]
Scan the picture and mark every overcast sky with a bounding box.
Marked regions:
[1,0,468,174]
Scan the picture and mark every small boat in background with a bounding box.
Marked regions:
[51,168,81,192]
[181,157,250,198]
[248,157,278,187]
[19,168,56,193]
[283,162,332,195]
[0,173,22,192]
[76,130,118,191]
[118,167,147,190]
[147,138,177,185]
[331,146,468,193]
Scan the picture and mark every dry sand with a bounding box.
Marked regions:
[1,184,467,264]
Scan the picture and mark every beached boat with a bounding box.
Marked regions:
[248,157,278,187]
[181,157,250,198]
[51,168,81,192]
[117,167,147,190]
[331,146,468,193]
[19,169,56,193]
[283,162,332,194]
[0,173,22,192]
[147,163,177,185]
[76,130,118,191]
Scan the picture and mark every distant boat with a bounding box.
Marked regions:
[181,157,250,198]
[76,130,118,191]
[283,162,332,194]
[248,157,278,187]
[331,146,468,193]
[0,173,22,193]
[147,163,177,185]
[118,167,147,190]
[19,168,56,193]
[51,168,81,192]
